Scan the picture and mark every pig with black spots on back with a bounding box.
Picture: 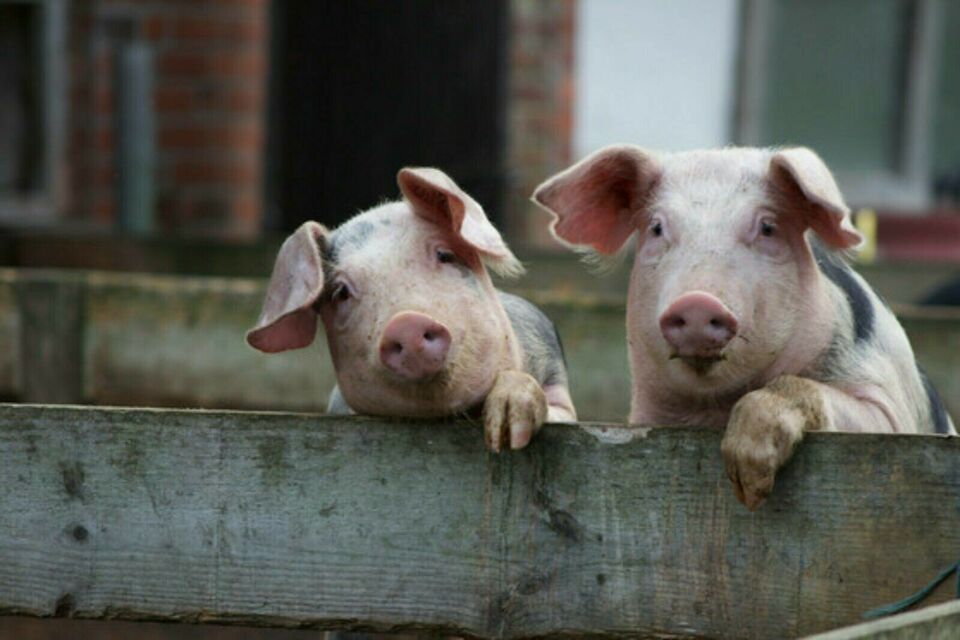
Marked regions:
[247,167,576,451]
[534,145,955,509]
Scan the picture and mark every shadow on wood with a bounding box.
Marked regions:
[0,404,957,639]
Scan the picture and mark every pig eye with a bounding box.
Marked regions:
[760,219,777,237]
[436,249,457,264]
[331,282,352,303]
[650,219,664,237]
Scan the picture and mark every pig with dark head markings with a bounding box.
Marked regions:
[533,145,955,509]
[247,168,576,451]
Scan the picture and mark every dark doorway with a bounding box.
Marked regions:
[266,0,509,233]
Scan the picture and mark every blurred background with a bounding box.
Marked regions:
[1,0,958,250]
[1,0,958,420]
[0,2,959,637]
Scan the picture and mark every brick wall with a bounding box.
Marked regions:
[60,0,573,244]
[506,0,576,248]
[67,0,269,238]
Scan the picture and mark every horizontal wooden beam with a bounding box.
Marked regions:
[1,269,959,421]
[1,404,958,638]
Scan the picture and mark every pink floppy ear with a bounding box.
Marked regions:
[769,148,863,249]
[246,221,328,353]
[532,145,662,255]
[397,167,521,275]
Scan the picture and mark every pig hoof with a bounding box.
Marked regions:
[720,383,810,510]
[483,371,548,452]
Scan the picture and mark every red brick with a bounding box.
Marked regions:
[158,51,207,76]
[192,85,263,112]
[94,87,114,115]
[172,16,266,42]
[91,196,116,223]
[159,124,262,150]
[154,86,193,112]
[142,15,166,41]
[92,164,118,188]
[231,193,261,222]
[159,50,266,78]
[211,50,266,76]
[93,127,115,152]
[174,159,258,185]
[209,0,268,9]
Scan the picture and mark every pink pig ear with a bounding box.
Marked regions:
[769,148,863,250]
[397,167,522,277]
[532,145,662,255]
[246,221,328,353]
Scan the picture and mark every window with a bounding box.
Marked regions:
[0,0,66,223]
[737,0,959,209]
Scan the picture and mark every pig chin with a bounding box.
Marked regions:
[669,352,727,376]
[340,364,492,418]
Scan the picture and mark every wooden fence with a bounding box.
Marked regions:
[2,269,959,421]
[0,404,958,638]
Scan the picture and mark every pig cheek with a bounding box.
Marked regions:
[443,289,502,405]
[324,309,381,406]
[626,265,670,360]
[739,262,800,368]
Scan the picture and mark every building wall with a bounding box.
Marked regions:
[505,0,576,247]
[67,0,269,238]
[58,0,573,245]
[575,0,740,156]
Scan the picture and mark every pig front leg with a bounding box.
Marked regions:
[721,375,896,510]
[483,370,548,452]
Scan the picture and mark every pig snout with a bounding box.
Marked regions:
[379,312,452,380]
[659,292,738,358]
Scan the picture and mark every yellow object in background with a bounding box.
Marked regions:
[854,208,878,264]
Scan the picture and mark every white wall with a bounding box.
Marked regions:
[575,0,740,157]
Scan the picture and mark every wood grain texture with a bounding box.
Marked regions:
[14,273,84,404]
[1,404,958,638]
[804,600,960,640]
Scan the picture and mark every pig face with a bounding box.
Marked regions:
[248,168,523,417]
[534,146,862,405]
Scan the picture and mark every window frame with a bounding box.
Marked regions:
[734,0,944,210]
[0,0,67,225]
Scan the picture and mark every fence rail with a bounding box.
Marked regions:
[0,404,958,638]
[2,268,959,421]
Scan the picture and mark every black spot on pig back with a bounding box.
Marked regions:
[919,366,951,434]
[498,291,568,387]
[813,244,874,343]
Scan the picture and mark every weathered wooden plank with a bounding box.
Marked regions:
[804,600,960,640]
[0,404,957,638]
[0,280,19,398]
[14,272,85,403]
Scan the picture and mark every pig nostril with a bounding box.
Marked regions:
[388,341,403,354]
[423,331,434,342]
[709,318,721,328]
